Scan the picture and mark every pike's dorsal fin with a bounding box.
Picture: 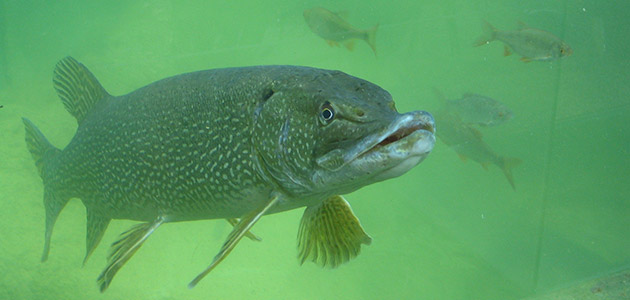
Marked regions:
[188,195,280,288]
[297,195,372,268]
[97,216,164,292]
[53,56,110,124]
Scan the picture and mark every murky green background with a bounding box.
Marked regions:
[1,0,628,299]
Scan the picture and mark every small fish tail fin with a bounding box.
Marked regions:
[500,156,522,190]
[22,117,69,262]
[53,56,111,125]
[474,20,497,47]
[364,23,378,56]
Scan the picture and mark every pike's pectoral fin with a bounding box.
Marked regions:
[298,195,372,269]
[457,153,468,162]
[84,208,111,265]
[226,218,262,241]
[520,57,532,63]
[97,216,165,292]
[503,45,512,56]
[326,40,339,47]
[188,195,280,288]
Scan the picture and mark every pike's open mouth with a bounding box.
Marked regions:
[316,110,435,171]
[375,122,435,148]
[358,111,435,158]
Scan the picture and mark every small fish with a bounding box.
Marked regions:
[23,57,435,291]
[434,109,521,190]
[444,93,513,127]
[474,21,572,62]
[304,7,378,56]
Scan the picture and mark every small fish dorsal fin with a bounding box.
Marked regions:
[470,126,484,139]
[53,56,110,124]
[334,10,349,20]
[517,21,529,30]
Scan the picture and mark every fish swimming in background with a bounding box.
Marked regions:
[303,7,378,56]
[23,57,435,291]
[443,93,513,127]
[474,21,572,62]
[433,98,520,190]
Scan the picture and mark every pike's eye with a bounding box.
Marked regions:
[320,101,335,123]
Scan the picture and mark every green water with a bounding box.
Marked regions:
[1,1,628,299]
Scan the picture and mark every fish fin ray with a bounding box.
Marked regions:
[53,56,111,124]
[84,208,111,265]
[226,218,262,241]
[97,216,164,292]
[365,23,378,56]
[334,10,349,20]
[474,20,497,46]
[188,196,280,288]
[520,57,532,63]
[470,127,484,139]
[517,20,529,30]
[22,118,60,177]
[501,157,522,190]
[504,45,512,56]
[344,40,355,51]
[326,40,338,47]
[297,195,372,269]
[41,189,70,262]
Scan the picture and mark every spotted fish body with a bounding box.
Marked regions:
[23,57,435,291]
[53,67,284,222]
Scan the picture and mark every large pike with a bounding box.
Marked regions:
[23,57,435,291]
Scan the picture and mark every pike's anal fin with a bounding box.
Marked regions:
[297,195,372,268]
[189,195,280,288]
[97,216,165,292]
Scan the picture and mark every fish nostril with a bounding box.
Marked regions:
[356,110,365,117]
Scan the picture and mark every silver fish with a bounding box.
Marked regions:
[445,93,513,127]
[434,108,521,190]
[23,57,435,291]
[475,21,572,62]
[304,7,378,55]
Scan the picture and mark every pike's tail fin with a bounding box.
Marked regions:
[22,117,69,261]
